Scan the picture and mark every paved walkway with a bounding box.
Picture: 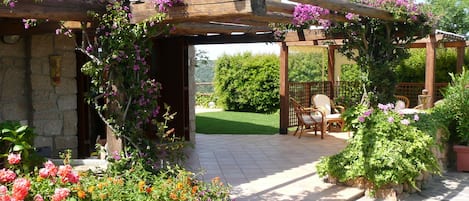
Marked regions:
[185,132,469,201]
[184,132,364,201]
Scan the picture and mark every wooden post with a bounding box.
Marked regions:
[328,45,336,99]
[456,46,465,74]
[279,42,289,134]
[425,34,436,108]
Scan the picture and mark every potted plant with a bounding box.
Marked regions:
[434,68,469,171]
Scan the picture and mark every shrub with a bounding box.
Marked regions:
[0,121,44,172]
[214,53,279,113]
[195,93,217,108]
[317,103,440,193]
[288,51,327,82]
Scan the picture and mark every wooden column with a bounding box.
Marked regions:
[279,42,289,134]
[327,45,336,99]
[456,46,465,74]
[425,34,436,107]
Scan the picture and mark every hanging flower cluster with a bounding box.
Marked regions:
[283,0,435,103]
[152,0,183,12]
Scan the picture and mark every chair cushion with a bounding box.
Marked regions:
[326,113,341,120]
[301,114,323,124]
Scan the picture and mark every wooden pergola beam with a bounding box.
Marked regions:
[130,0,259,24]
[0,0,104,21]
[292,0,396,21]
[172,22,271,35]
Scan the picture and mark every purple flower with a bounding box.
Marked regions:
[414,114,419,121]
[112,151,121,161]
[358,116,365,122]
[363,109,373,117]
[400,119,410,125]
[345,13,359,20]
[8,1,15,8]
[388,117,394,123]
[133,64,140,71]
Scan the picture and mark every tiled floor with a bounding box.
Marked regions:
[184,132,364,201]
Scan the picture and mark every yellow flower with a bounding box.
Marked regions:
[99,193,107,200]
[138,180,146,192]
[87,186,95,193]
[176,182,184,190]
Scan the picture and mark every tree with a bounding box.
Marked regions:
[426,0,469,36]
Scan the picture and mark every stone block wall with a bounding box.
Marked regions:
[0,34,78,157]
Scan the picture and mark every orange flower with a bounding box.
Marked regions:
[77,190,86,199]
[99,193,107,200]
[211,177,220,184]
[191,186,198,194]
[145,186,153,194]
[170,192,178,200]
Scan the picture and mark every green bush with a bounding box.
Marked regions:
[195,93,217,108]
[288,51,327,82]
[317,103,440,193]
[214,53,279,113]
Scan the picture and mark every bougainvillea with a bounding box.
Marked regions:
[283,0,435,103]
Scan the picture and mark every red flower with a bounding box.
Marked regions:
[7,153,21,165]
[0,169,16,183]
[52,188,70,201]
[12,178,30,201]
[43,161,58,177]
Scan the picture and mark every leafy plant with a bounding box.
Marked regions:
[214,53,279,113]
[0,121,43,172]
[317,103,440,193]
[432,68,469,145]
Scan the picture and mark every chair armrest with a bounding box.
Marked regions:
[334,105,345,114]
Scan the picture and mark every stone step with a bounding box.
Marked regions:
[318,186,365,201]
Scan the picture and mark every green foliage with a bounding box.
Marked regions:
[432,68,469,145]
[317,104,440,192]
[214,53,279,113]
[195,93,217,108]
[288,51,327,82]
[395,49,469,83]
[0,121,44,171]
[426,0,469,35]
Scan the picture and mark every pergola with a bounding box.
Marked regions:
[1,0,466,137]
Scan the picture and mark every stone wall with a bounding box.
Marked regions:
[0,34,78,157]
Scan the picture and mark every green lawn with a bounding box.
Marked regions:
[195,111,279,134]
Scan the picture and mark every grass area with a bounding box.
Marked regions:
[196,111,279,134]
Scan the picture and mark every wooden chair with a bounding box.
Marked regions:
[311,94,345,133]
[394,95,410,108]
[289,97,325,139]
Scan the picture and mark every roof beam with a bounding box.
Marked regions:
[130,0,258,24]
[291,0,396,21]
[0,0,104,21]
[172,22,271,35]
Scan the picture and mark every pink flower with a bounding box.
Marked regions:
[12,178,30,201]
[34,194,44,201]
[413,114,419,121]
[62,172,79,184]
[57,165,72,178]
[0,169,16,183]
[52,188,70,201]
[39,161,58,178]
[7,153,21,165]
[400,119,410,125]
[0,185,7,194]
[388,117,394,123]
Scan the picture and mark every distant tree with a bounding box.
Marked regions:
[426,0,469,36]
[288,52,327,82]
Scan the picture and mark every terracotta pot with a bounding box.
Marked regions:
[453,145,469,172]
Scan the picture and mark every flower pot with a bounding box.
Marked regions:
[453,145,469,172]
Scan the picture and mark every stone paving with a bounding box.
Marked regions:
[185,132,469,201]
[184,132,364,201]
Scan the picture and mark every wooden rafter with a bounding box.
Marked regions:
[0,0,104,21]
[172,22,271,35]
